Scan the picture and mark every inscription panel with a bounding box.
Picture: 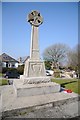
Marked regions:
[28,61,46,77]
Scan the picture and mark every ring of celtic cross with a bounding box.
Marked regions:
[28,10,43,27]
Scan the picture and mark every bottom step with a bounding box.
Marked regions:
[2,85,79,118]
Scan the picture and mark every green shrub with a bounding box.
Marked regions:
[54,69,60,78]
[2,67,9,73]
[2,67,17,73]
[17,65,24,75]
[2,65,24,75]
[44,61,51,70]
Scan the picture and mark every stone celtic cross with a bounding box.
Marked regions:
[23,10,47,80]
[27,10,43,60]
[28,10,43,27]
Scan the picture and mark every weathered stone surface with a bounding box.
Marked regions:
[28,10,43,27]
[13,80,60,97]
[29,26,40,60]
[21,11,47,84]
[13,10,61,99]
[23,60,46,78]
[1,85,79,118]
[21,76,50,84]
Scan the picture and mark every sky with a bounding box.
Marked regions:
[2,2,78,60]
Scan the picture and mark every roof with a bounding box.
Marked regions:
[24,56,30,63]
[0,53,19,63]
[18,56,30,63]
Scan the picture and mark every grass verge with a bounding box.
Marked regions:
[0,79,8,86]
[0,73,2,77]
[0,78,80,95]
[51,78,80,95]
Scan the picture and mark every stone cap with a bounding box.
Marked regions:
[27,10,43,27]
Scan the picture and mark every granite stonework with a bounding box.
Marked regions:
[2,85,79,118]
[14,80,60,97]
[13,10,60,97]
[20,76,50,84]
[23,60,47,79]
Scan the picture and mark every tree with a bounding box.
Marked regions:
[67,44,80,78]
[67,47,78,70]
[17,65,24,75]
[43,43,70,69]
[44,61,52,70]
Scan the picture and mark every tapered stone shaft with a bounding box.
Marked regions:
[30,26,40,60]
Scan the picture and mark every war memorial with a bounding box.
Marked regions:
[1,11,79,118]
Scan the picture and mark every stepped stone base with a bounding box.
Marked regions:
[2,85,79,118]
[13,79,60,97]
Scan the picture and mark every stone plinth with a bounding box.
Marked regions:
[23,60,46,78]
[13,80,60,97]
[20,76,50,84]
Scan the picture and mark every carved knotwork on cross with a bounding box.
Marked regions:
[28,10,43,27]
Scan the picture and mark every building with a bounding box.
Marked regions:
[18,56,30,66]
[0,53,19,68]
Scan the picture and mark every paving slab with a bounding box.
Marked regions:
[15,101,79,118]
[0,85,79,118]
